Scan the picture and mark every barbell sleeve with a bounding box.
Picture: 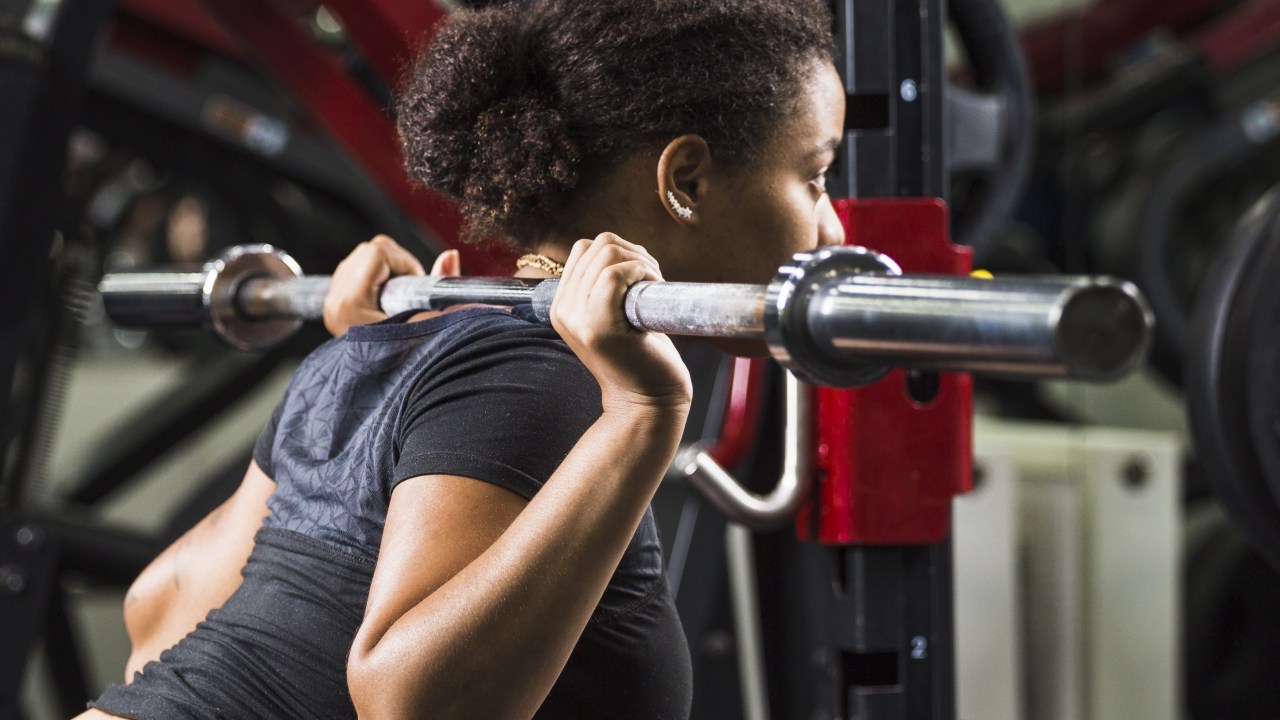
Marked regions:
[98,244,1155,386]
[96,272,210,327]
[800,273,1151,381]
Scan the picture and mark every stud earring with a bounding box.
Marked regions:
[667,190,693,220]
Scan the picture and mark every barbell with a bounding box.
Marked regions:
[98,244,1154,387]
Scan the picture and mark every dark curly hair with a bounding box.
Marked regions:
[397,0,836,248]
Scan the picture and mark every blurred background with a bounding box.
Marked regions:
[1,0,1278,718]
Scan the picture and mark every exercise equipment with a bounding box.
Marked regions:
[1137,92,1280,382]
[98,244,1154,387]
[1188,186,1280,571]
[835,0,1036,262]
[946,0,1035,261]
[1184,501,1280,719]
[1011,0,1280,386]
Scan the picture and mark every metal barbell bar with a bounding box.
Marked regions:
[98,243,1155,387]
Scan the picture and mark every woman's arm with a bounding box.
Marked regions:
[346,235,692,719]
[121,461,273,680]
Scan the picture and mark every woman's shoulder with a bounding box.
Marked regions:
[377,304,598,417]
[343,305,539,345]
[293,305,568,371]
[282,305,596,422]
[424,305,589,374]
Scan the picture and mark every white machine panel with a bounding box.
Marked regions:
[956,421,1180,720]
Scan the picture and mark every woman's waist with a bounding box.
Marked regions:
[228,528,374,630]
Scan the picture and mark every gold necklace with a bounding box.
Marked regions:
[515,253,565,277]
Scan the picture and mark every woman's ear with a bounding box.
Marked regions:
[656,135,713,226]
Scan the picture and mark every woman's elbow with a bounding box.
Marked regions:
[122,572,167,652]
[348,648,403,719]
[349,649,466,720]
[121,574,170,680]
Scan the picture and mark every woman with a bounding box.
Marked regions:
[80,0,844,717]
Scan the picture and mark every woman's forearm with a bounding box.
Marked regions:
[348,403,687,719]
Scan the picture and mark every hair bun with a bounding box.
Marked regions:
[398,6,580,241]
[398,0,836,249]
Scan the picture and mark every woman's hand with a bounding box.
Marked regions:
[550,233,692,412]
[322,235,461,336]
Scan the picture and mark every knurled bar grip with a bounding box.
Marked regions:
[237,275,768,339]
[529,279,767,339]
[98,244,1156,386]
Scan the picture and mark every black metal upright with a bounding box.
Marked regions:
[0,0,116,503]
[830,0,947,201]
[812,1,955,719]
[0,1,116,715]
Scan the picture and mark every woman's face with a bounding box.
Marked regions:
[692,60,847,285]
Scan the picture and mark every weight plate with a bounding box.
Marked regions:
[763,246,898,388]
[1246,232,1280,511]
[1187,187,1280,571]
[203,244,304,352]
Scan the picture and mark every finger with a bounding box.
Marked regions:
[588,259,654,330]
[429,249,461,277]
[593,231,638,252]
[560,238,593,299]
[585,243,651,285]
[579,246,650,329]
[561,239,593,282]
[577,243,633,311]
[573,242,651,295]
[594,232,662,280]
[555,236,650,329]
[547,237,591,326]
[373,235,427,277]
[342,241,391,289]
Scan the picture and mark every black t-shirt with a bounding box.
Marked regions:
[92,306,691,719]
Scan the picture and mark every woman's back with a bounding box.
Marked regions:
[93,306,690,719]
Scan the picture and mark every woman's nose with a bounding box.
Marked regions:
[816,194,845,247]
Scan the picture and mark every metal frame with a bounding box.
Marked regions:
[0,2,119,710]
[790,1,964,717]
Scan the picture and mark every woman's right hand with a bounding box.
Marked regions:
[323,236,461,336]
[550,233,692,413]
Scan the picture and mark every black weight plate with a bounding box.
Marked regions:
[1187,187,1280,572]
[947,0,1035,261]
[1248,235,1280,506]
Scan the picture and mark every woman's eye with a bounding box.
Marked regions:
[810,171,828,193]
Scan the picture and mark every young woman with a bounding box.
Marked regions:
[80,0,845,717]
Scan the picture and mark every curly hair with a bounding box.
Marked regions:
[397,0,836,248]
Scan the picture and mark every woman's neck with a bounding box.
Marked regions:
[513,243,570,279]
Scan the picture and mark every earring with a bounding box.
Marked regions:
[667,190,693,220]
